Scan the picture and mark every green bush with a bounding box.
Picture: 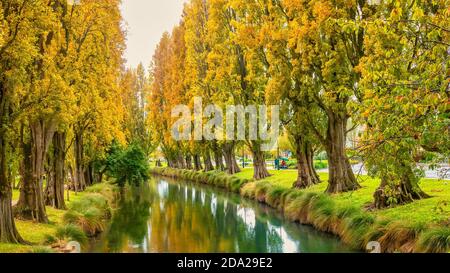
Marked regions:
[314,161,328,170]
[106,142,150,187]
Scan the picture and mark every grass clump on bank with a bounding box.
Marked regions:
[151,167,450,253]
[62,195,109,237]
[0,183,118,253]
[152,167,249,194]
[61,183,118,238]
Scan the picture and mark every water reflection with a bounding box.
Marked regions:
[90,177,356,253]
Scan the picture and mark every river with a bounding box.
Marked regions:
[89,176,356,253]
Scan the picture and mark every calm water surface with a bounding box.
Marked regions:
[89,176,356,253]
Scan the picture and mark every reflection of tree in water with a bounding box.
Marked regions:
[239,197,353,253]
[146,179,285,253]
[103,185,152,253]
[91,177,354,253]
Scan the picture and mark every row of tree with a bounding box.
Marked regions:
[0,0,150,245]
[148,0,449,209]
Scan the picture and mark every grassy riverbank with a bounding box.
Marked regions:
[0,183,118,253]
[150,167,450,253]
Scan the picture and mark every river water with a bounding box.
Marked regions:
[89,176,356,253]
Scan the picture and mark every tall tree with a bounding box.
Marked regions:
[277,0,379,193]
[0,0,48,241]
[358,0,449,208]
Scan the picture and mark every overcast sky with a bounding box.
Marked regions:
[120,0,186,71]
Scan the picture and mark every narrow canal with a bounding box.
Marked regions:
[90,176,356,253]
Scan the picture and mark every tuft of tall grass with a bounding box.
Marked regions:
[30,247,56,253]
[376,221,427,253]
[63,192,112,236]
[240,182,256,199]
[84,183,118,204]
[266,186,288,210]
[254,181,272,203]
[46,224,88,245]
[63,208,106,236]
[341,212,376,249]
[416,227,450,253]
[308,194,337,232]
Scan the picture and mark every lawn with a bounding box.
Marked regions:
[0,190,87,253]
[233,168,450,226]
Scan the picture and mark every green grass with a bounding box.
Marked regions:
[232,168,450,226]
[0,184,116,253]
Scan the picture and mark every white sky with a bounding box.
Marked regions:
[120,0,187,70]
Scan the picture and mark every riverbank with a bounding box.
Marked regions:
[0,183,118,253]
[150,167,450,253]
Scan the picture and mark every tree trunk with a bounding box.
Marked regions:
[155,159,162,167]
[308,147,320,183]
[223,142,241,175]
[44,132,66,209]
[373,165,429,209]
[293,136,320,189]
[0,120,24,243]
[213,149,225,171]
[185,155,193,170]
[74,131,85,192]
[194,154,202,171]
[177,154,186,169]
[250,143,271,180]
[15,157,24,190]
[167,156,178,168]
[15,120,55,223]
[203,151,214,172]
[84,163,93,187]
[325,113,360,194]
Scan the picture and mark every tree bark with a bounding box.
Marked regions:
[185,155,193,170]
[325,113,360,193]
[84,163,93,187]
[194,154,202,171]
[203,151,214,172]
[15,120,55,223]
[213,149,225,171]
[177,154,186,169]
[155,159,162,167]
[223,142,241,175]
[0,121,24,243]
[74,131,85,192]
[373,165,429,209]
[308,146,320,183]
[250,143,271,180]
[293,136,320,189]
[44,132,67,209]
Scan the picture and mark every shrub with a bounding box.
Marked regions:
[106,142,150,187]
[314,161,328,170]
